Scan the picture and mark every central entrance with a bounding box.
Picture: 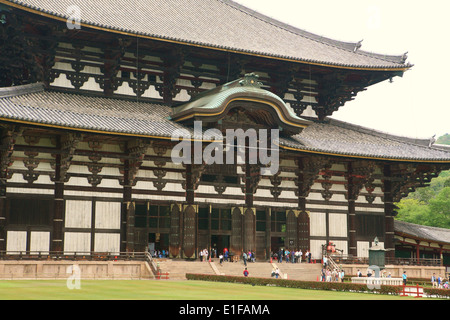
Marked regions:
[211,234,230,257]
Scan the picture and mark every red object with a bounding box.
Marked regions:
[400,284,423,298]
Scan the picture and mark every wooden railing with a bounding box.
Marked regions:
[328,254,442,267]
[0,251,149,261]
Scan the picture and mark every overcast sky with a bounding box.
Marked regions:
[233,0,450,140]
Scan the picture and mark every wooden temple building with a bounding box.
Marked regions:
[0,0,449,264]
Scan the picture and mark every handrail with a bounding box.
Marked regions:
[144,251,160,275]
[0,251,149,261]
[325,254,340,271]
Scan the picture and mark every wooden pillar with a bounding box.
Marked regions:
[51,136,64,252]
[185,164,195,205]
[244,137,256,207]
[122,157,134,252]
[416,241,420,264]
[297,158,310,255]
[169,204,182,258]
[243,207,255,253]
[0,171,7,253]
[0,126,22,253]
[347,162,357,257]
[383,164,395,260]
[182,205,196,259]
[266,208,271,260]
[231,207,243,257]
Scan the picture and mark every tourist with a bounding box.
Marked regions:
[431,273,437,288]
[320,268,325,282]
[219,253,223,266]
[243,251,248,266]
[326,268,331,282]
[298,249,302,263]
[323,256,328,268]
[402,271,407,286]
[275,267,280,279]
[340,269,345,282]
[357,269,362,277]
[243,268,249,277]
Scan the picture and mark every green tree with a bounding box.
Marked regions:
[395,198,430,225]
[394,134,450,228]
[436,133,450,145]
[427,187,450,228]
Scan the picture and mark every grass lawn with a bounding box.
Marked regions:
[0,279,423,300]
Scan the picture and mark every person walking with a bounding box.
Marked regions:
[339,269,345,282]
[243,251,248,267]
[402,271,407,286]
[431,273,437,288]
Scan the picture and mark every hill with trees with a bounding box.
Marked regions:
[394,134,450,229]
[436,133,450,145]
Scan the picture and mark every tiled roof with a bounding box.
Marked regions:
[0,83,449,163]
[5,0,410,70]
[395,220,450,245]
[280,118,450,162]
[0,83,187,139]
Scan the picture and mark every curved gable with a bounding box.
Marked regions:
[170,73,311,135]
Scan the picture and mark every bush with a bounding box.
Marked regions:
[424,288,450,299]
[185,273,402,296]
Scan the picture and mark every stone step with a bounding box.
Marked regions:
[154,258,323,281]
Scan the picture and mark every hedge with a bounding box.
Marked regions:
[186,273,403,296]
[423,288,450,299]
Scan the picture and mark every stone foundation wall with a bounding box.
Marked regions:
[0,260,154,280]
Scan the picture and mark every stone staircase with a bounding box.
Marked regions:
[154,259,217,280]
[272,261,323,281]
[154,258,322,281]
[213,260,274,278]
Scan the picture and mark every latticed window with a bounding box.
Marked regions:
[256,209,266,231]
[134,203,170,230]
[198,206,209,230]
[271,210,286,233]
[149,205,170,229]
[211,208,231,231]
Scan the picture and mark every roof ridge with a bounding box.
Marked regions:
[220,0,407,66]
[0,82,45,98]
[327,117,447,152]
[395,220,450,234]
